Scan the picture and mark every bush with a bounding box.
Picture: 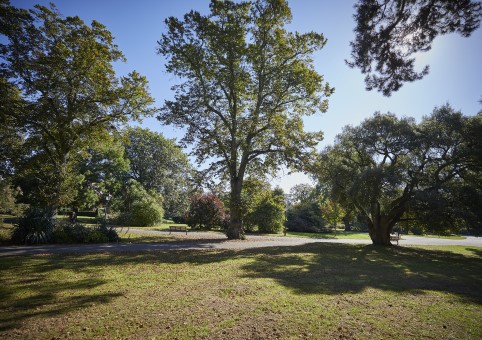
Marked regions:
[115,181,164,227]
[129,199,164,227]
[11,207,119,244]
[187,194,225,229]
[11,207,55,244]
[286,202,325,232]
[52,220,119,243]
[247,196,285,233]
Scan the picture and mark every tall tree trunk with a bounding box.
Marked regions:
[368,217,393,246]
[226,177,245,240]
[343,217,352,231]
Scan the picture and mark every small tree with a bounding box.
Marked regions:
[320,199,345,233]
[247,188,285,233]
[187,194,226,230]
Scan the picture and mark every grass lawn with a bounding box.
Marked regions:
[1,244,481,339]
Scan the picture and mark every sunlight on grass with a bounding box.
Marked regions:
[1,243,480,339]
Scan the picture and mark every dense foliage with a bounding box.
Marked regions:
[0,2,156,209]
[187,194,226,230]
[158,0,333,239]
[286,201,325,232]
[317,105,481,245]
[123,127,193,220]
[11,207,119,244]
[115,181,164,227]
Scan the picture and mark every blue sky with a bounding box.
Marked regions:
[11,0,482,192]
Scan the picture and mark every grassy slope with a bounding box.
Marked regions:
[1,244,481,339]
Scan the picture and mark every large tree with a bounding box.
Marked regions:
[347,0,482,96]
[317,105,478,245]
[0,2,156,209]
[123,127,193,220]
[157,0,333,239]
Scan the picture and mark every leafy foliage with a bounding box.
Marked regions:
[320,199,345,229]
[286,201,325,232]
[53,219,119,243]
[245,187,286,233]
[0,3,156,208]
[115,181,164,227]
[11,206,55,244]
[317,105,480,245]
[348,0,482,95]
[123,127,193,220]
[187,193,226,230]
[158,0,333,239]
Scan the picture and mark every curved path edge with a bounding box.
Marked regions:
[0,231,481,256]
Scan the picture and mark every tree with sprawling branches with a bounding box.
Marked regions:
[158,0,333,239]
[0,2,156,209]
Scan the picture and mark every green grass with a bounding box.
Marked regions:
[1,243,481,339]
[410,234,466,240]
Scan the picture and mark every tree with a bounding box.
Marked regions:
[289,183,316,204]
[123,127,193,220]
[74,133,129,210]
[240,177,272,232]
[0,3,156,209]
[320,199,345,231]
[114,180,164,227]
[347,0,482,96]
[187,193,226,230]
[158,0,333,239]
[317,105,476,245]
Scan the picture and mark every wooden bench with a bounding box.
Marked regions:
[390,233,401,245]
[169,225,188,235]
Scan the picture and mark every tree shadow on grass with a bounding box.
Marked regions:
[0,256,122,331]
[1,242,481,332]
[238,243,482,305]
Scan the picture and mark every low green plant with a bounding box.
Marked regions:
[52,219,119,243]
[11,206,55,244]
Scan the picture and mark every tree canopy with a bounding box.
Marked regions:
[123,127,193,220]
[316,105,480,245]
[348,0,482,96]
[157,0,333,239]
[0,2,156,208]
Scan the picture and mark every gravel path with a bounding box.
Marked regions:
[0,229,480,256]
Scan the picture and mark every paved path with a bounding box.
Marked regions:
[0,230,480,256]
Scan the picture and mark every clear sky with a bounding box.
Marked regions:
[11,0,482,192]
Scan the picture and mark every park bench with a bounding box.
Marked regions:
[169,225,188,235]
[390,232,401,245]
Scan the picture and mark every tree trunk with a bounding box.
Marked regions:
[368,217,393,246]
[226,177,245,240]
[343,217,352,231]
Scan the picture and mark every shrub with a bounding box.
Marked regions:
[129,199,164,227]
[286,202,325,232]
[115,181,164,227]
[52,219,119,243]
[247,196,285,233]
[11,207,55,244]
[187,193,225,229]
